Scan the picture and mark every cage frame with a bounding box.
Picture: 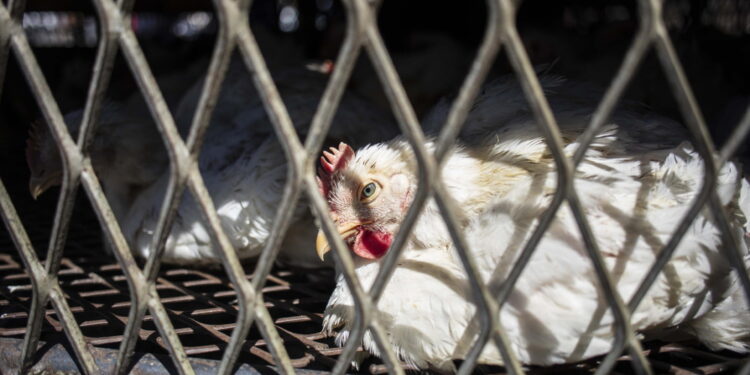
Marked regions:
[0,0,749,374]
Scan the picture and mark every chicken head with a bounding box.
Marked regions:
[315,142,414,261]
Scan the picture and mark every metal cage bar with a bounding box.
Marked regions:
[0,1,100,373]
[0,0,748,374]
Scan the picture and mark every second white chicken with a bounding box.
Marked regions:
[315,76,750,370]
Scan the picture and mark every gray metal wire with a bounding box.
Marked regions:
[0,0,748,374]
[0,1,98,373]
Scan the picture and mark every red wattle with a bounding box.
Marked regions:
[352,230,391,260]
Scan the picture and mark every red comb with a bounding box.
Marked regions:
[317,142,354,198]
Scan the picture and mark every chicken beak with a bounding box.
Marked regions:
[30,182,44,200]
[315,231,330,261]
[315,221,364,261]
[29,175,59,200]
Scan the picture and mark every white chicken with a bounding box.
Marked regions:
[27,58,397,266]
[26,100,167,221]
[26,58,206,221]
[314,76,750,371]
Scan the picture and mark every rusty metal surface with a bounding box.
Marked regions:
[0,334,746,375]
[0,200,341,372]
[0,198,747,374]
[0,337,337,375]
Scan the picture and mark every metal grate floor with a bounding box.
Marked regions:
[0,185,746,374]
[0,178,349,372]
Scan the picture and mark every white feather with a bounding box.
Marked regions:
[323,76,750,370]
[123,59,397,264]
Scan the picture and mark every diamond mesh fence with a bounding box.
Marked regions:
[0,0,749,374]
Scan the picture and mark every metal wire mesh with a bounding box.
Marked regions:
[0,200,344,372]
[1,199,748,374]
[0,0,749,374]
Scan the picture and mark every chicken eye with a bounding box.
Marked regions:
[360,182,379,201]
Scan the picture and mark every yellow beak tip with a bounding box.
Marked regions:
[315,222,364,262]
[30,187,41,200]
[315,230,331,262]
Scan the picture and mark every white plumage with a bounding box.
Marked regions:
[315,76,750,371]
[27,59,397,266]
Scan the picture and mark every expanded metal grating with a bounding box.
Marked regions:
[0,189,350,373]
[0,0,749,374]
[1,193,748,374]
